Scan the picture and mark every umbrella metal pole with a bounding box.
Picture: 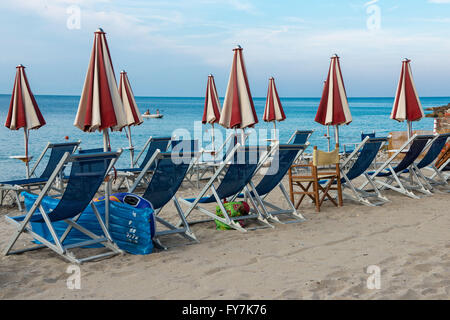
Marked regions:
[24,129,30,178]
[103,130,111,230]
[334,125,339,148]
[211,123,215,153]
[407,121,412,140]
[327,126,331,152]
[127,126,134,168]
[273,122,277,143]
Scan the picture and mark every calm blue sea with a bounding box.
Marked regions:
[0,94,447,180]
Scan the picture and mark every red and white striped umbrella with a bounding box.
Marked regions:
[74,28,125,229]
[202,74,221,151]
[118,70,143,167]
[315,54,352,145]
[5,65,46,177]
[219,45,258,134]
[202,74,221,125]
[263,77,286,131]
[390,59,424,138]
[74,28,126,146]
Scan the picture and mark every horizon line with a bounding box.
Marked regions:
[0,93,450,100]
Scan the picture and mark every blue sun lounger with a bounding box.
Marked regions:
[3,150,123,264]
[129,141,201,249]
[116,136,172,189]
[179,145,274,232]
[405,133,450,189]
[0,141,80,210]
[362,134,435,199]
[189,132,245,188]
[343,131,376,154]
[287,130,314,145]
[339,136,390,206]
[234,144,308,224]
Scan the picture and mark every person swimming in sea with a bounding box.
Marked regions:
[144,109,150,115]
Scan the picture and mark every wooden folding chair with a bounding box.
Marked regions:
[288,144,343,212]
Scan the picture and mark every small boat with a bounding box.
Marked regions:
[142,113,163,119]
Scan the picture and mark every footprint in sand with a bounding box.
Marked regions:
[414,263,433,272]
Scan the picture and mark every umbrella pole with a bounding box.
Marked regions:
[334,125,339,148]
[24,129,30,178]
[273,122,277,142]
[127,126,134,168]
[327,125,331,152]
[407,121,412,140]
[211,123,215,153]
[103,129,111,229]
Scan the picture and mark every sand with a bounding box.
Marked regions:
[0,176,449,300]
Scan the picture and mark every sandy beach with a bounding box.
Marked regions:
[1,176,449,300]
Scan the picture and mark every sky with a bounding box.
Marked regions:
[1,0,450,97]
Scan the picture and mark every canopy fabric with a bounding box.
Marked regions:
[74,28,126,133]
[5,65,45,131]
[219,46,258,129]
[263,77,286,123]
[315,55,352,126]
[202,74,221,125]
[119,71,143,127]
[391,59,424,122]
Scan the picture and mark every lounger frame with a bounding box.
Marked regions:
[3,151,123,264]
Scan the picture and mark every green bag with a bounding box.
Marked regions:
[215,201,250,230]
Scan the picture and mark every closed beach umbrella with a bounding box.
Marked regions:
[119,70,143,167]
[74,28,126,228]
[219,45,258,144]
[5,65,46,178]
[315,54,352,146]
[74,28,127,144]
[263,77,286,136]
[202,74,221,151]
[390,59,424,139]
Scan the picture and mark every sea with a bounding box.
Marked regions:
[0,95,447,180]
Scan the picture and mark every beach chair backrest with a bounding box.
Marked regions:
[416,133,450,169]
[139,137,171,169]
[255,144,307,196]
[78,148,104,154]
[345,138,387,181]
[214,147,260,199]
[39,142,80,179]
[361,132,376,141]
[290,130,313,145]
[45,152,119,222]
[142,151,197,210]
[313,146,339,166]
[170,139,199,153]
[392,135,434,173]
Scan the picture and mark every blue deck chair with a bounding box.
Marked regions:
[3,150,123,264]
[343,131,376,154]
[116,136,171,189]
[0,141,81,210]
[78,147,104,154]
[362,134,435,199]
[179,145,274,232]
[128,142,201,249]
[234,144,308,224]
[287,130,314,145]
[339,136,390,206]
[189,133,244,188]
[406,133,450,188]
